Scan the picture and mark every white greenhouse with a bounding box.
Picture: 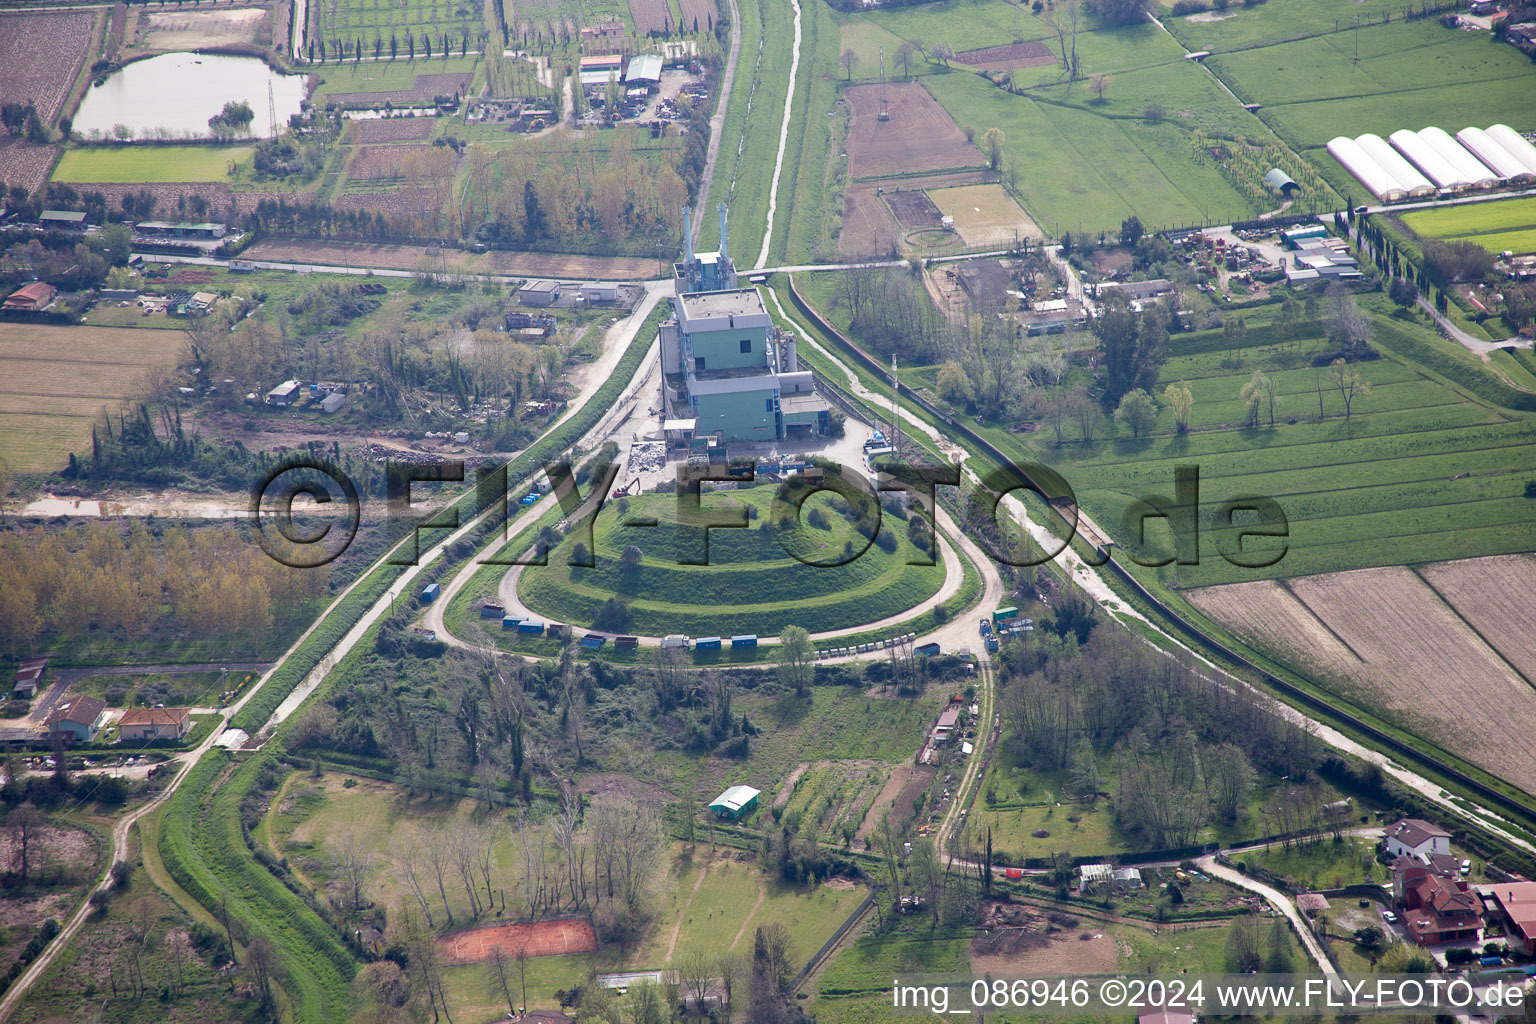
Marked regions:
[1418,127,1499,188]
[1389,129,1468,191]
[1355,134,1435,198]
[1327,136,1407,202]
[1455,127,1535,184]
[1486,124,1536,179]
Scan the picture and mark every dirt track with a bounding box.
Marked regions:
[244,239,658,280]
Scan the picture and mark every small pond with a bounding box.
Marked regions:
[73,52,307,140]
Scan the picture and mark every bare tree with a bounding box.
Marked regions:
[716,952,745,1012]
[331,827,374,916]
[450,822,484,917]
[839,48,859,80]
[680,947,713,1019]
[397,833,436,928]
[423,824,457,925]
[486,947,515,1015]
[246,935,279,1014]
[8,804,42,880]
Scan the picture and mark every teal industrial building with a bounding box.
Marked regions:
[661,205,830,443]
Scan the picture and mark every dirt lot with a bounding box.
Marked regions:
[244,239,658,279]
[0,323,187,473]
[439,918,598,965]
[0,10,96,122]
[886,189,944,230]
[952,40,1057,72]
[970,901,1117,975]
[929,183,1042,246]
[142,6,268,50]
[840,185,901,257]
[329,72,475,107]
[1420,555,1536,682]
[350,117,439,143]
[1189,565,1536,792]
[844,83,985,180]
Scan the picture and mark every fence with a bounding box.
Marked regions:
[790,893,874,992]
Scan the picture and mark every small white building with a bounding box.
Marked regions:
[1384,818,1452,862]
[266,380,302,407]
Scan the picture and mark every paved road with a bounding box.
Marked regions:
[1198,855,1339,981]
[1416,294,1532,354]
[692,0,744,248]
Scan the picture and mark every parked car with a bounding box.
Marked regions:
[1382,910,1398,923]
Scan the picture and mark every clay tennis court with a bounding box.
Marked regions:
[439,918,598,965]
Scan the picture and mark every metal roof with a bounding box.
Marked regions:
[625,54,663,82]
[710,785,760,810]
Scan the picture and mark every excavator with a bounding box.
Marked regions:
[611,477,641,499]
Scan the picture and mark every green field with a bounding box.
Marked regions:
[311,0,489,59]
[309,54,482,100]
[515,485,947,636]
[52,145,250,183]
[1451,227,1536,256]
[1401,196,1536,240]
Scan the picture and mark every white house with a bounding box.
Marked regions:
[1384,818,1452,862]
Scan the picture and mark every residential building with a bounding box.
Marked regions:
[1398,867,1481,945]
[118,707,192,742]
[709,785,760,821]
[1385,817,1452,861]
[3,282,57,312]
[46,696,108,743]
[1095,278,1173,302]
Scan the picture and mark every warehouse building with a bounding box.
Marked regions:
[3,281,57,312]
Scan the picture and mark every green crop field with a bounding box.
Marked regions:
[1401,196,1536,240]
[923,67,1281,236]
[1000,300,1536,589]
[309,54,481,100]
[312,0,487,57]
[516,484,946,636]
[52,145,250,183]
[1453,227,1536,256]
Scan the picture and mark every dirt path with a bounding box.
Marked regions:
[728,879,767,953]
[754,0,801,268]
[1198,855,1336,981]
[693,0,742,246]
[666,861,710,961]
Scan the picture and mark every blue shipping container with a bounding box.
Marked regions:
[696,637,722,649]
[502,616,524,630]
[420,583,440,604]
[517,620,545,634]
[731,635,758,648]
[915,642,941,656]
[480,604,504,619]
[580,634,607,649]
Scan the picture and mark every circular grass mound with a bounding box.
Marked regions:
[517,484,945,637]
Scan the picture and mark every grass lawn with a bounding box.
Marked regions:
[309,54,481,100]
[68,669,251,708]
[515,486,946,637]
[442,954,596,1020]
[632,847,868,968]
[1451,227,1536,256]
[1243,837,1385,890]
[52,145,250,183]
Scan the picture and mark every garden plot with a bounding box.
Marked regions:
[885,189,944,230]
[840,185,901,256]
[779,761,885,845]
[929,182,1041,246]
[1189,564,1536,792]
[952,40,1057,72]
[349,117,439,143]
[844,82,985,179]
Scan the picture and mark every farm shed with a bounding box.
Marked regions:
[1418,127,1500,188]
[1389,129,1469,190]
[266,379,302,407]
[1354,134,1435,198]
[1296,893,1330,915]
[1487,124,1536,178]
[1262,168,1300,196]
[1327,136,1408,202]
[3,281,56,312]
[118,707,191,742]
[1455,127,1536,184]
[582,282,620,304]
[321,392,346,413]
[580,54,623,72]
[39,210,86,230]
[625,54,663,83]
[709,785,760,821]
[12,658,45,699]
[134,221,226,239]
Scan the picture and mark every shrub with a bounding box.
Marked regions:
[110,860,134,890]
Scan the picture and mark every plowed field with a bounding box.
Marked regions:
[844,83,985,179]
